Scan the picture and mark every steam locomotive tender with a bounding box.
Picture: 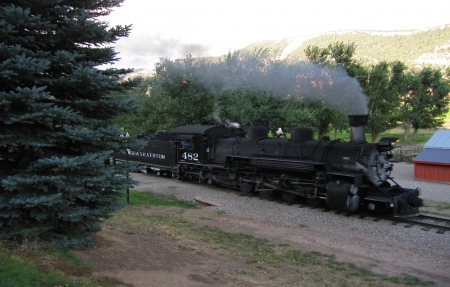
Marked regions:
[113,115,423,217]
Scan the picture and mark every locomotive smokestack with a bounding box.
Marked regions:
[348,115,368,143]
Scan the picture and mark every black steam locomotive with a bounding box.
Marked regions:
[113,115,423,217]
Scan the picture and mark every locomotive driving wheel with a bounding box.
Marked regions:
[306,198,323,207]
[240,182,254,193]
[282,191,297,202]
[259,189,274,197]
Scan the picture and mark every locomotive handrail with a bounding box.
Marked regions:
[386,175,406,193]
[319,140,341,163]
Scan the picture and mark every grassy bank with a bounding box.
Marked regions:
[104,191,439,286]
[0,247,124,287]
[421,200,450,217]
[2,191,437,287]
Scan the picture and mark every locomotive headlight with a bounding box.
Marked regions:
[378,137,400,148]
[391,139,400,147]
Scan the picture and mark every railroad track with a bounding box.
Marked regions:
[244,194,450,235]
[332,211,450,234]
[388,213,450,234]
[237,191,450,234]
[158,174,450,234]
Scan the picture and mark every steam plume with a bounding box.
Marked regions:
[161,55,369,115]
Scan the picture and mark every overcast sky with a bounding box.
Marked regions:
[102,0,450,70]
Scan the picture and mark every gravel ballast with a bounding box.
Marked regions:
[390,162,450,203]
[130,162,450,284]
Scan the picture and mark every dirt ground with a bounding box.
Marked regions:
[73,174,450,287]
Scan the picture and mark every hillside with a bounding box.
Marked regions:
[126,25,450,78]
[237,25,450,67]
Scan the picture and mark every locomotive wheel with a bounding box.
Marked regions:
[306,198,323,207]
[259,190,274,197]
[240,182,254,193]
[282,191,297,202]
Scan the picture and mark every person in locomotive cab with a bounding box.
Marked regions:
[203,136,209,152]
[182,139,192,150]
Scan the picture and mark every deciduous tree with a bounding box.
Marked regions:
[362,61,406,142]
[305,41,356,68]
[148,55,216,130]
[401,67,450,141]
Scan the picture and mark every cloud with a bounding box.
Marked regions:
[110,33,210,69]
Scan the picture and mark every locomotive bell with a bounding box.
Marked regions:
[348,115,368,144]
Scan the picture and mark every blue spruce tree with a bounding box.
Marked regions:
[0,0,142,248]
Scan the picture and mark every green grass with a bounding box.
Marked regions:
[327,128,436,144]
[0,191,198,287]
[0,249,97,287]
[270,126,442,145]
[421,200,450,217]
[120,189,200,208]
[107,191,437,286]
[3,189,443,286]
[444,110,450,128]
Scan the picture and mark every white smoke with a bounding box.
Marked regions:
[164,55,369,115]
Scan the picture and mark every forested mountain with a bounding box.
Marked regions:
[236,25,450,66]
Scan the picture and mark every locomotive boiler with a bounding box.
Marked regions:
[113,115,423,217]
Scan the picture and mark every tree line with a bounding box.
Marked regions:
[114,42,450,143]
[288,25,450,65]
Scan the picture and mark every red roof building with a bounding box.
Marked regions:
[412,129,450,183]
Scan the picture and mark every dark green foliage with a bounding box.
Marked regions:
[112,41,449,143]
[124,55,217,133]
[303,41,445,142]
[0,1,143,248]
[152,55,217,127]
[116,50,367,137]
[305,41,356,68]
[217,88,281,131]
[401,67,450,141]
[361,61,407,142]
[278,98,348,138]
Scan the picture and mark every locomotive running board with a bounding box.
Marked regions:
[225,155,323,171]
[326,171,364,185]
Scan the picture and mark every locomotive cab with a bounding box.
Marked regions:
[178,136,203,164]
[169,124,240,166]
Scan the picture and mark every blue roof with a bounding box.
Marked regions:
[424,129,450,149]
[413,149,450,164]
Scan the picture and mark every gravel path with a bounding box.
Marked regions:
[130,164,450,285]
[390,162,450,203]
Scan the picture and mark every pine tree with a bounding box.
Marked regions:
[0,0,142,248]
